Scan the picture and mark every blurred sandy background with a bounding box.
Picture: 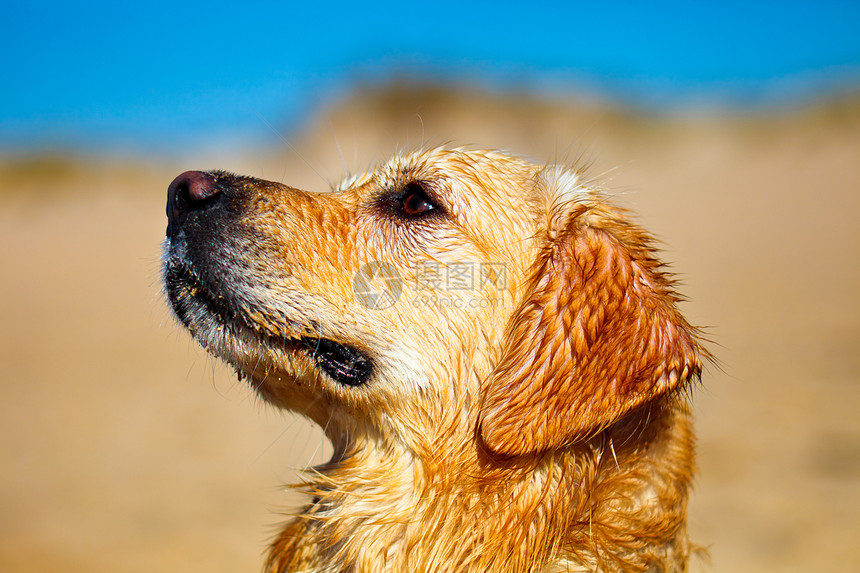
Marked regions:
[1,83,859,572]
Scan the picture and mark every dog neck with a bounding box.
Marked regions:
[266,403,695,573]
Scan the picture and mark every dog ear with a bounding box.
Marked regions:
[479,195,702,457]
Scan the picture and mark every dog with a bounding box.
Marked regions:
[163,147,705,572]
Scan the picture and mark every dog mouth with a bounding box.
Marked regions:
[164,260,373,387]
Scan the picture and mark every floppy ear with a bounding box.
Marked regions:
[479,198,702,457]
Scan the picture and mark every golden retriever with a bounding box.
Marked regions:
[163,147,705,572]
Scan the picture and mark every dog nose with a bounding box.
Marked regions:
[166,170,221,234]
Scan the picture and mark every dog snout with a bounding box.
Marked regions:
[166,170,223,235]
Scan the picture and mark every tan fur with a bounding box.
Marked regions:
[164,147,705,572]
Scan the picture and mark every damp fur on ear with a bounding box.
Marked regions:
[479,172,703,457]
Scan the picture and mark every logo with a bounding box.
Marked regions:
[352,261,403,310]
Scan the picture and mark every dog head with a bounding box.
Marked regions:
[163,147,701,458]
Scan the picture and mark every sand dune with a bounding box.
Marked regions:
[1,84,858,572]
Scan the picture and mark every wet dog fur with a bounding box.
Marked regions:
[163,147,705,572]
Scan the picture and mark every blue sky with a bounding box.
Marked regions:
[2,1,859,153]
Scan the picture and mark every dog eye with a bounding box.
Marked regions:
[398,182,438,218]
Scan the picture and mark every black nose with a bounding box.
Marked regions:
[166,170,221,234]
